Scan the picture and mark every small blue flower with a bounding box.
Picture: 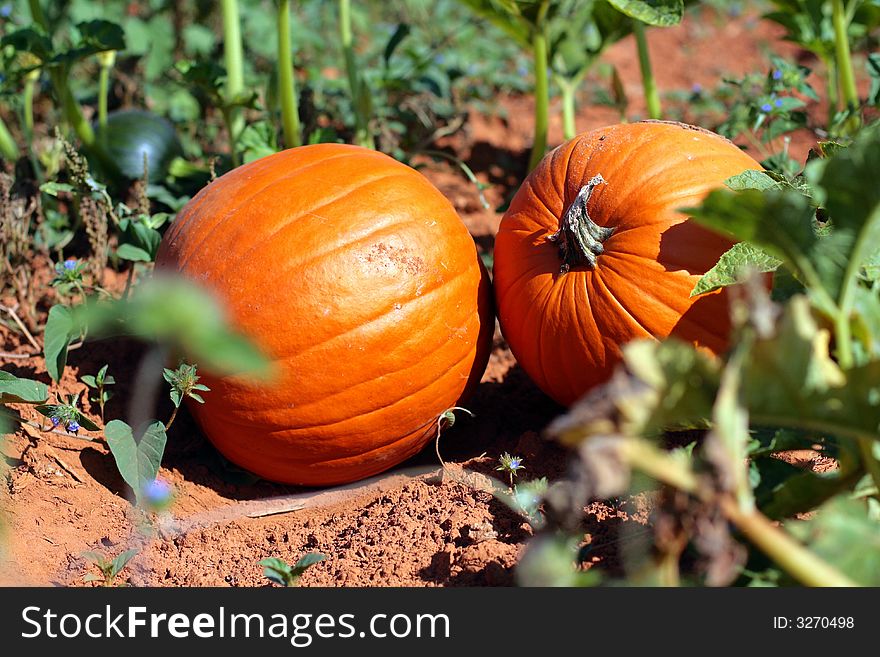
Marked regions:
[760,103,773,113]
[772,69,783,80]
[67,420,80,433]
[0,5,12,18]
[774,98,783,108]
[517,65,528,77]
[691,83,703,95]
[50,416,61,426]
[509,457,522,470]
[433,53,445,65]
[63,259,77,271]
[143,478,173,507]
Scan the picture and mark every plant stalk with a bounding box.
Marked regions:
[221,0,245,162]
[339,0,373,149]
[558,77,577,141]
[23,72,38,138]
[719,497,857,587]
[831,0,860,133]
[633,20,661,120]
[277,0,302,148]
[0,114,17,161]
[624,438,858,587]
[97,50,116,131]
[528,14,550,172]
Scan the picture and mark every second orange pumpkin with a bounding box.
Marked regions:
[493,121,763,406]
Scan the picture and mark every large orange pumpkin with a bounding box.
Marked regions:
[156,143,493,485]
[493,121,762,407]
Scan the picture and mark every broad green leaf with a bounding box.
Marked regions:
[43,305,76,383]
[752,458,860,520]
[117,219,162,263]
[691,242,782,297]
[807,124,880,304]
[0,371,49,405]
[724,170,780,191]
[606,0,684,26]
[455,0,533,48]
[74,276,270,378]
[104,420,167,505]
[788,496,880,585]
[746,296,880,441]
[686,188,845,305]
[548,339,719,445]
[0,28,53,62]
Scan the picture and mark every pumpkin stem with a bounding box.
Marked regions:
[548,174,613,273]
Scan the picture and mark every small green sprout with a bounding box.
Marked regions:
[163,361,210,430]
[259,553,326,587]
[82,548,138,587]
[81,364,115,422]
[495,452,525,488]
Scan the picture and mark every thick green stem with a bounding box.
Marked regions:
[339,0,373,149]
[832,0,858,111]
[277,0,302,148]
[23,73,38,137]
[825,55,839,123]
[528,21,550,172]
[221,0,245,160]
[97,51,116,131]
[0,114,18,161]
[633,20,661,120]
[720,497,857,587]
[221,107,240,168]
[549,175,613,272]
[559,77,577,141]
[28,0,48,30]
[624,439,857,587]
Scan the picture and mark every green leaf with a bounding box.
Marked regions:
[745,296,880,442]
[0,28,53,62]
[39,182,76,197]
[691,242,782,297]
[548,339,719,445]
[109,549,139,577]
[808,125,880,303]
[0,371,49,405]
[104,420,168,505]
[752,457,859,520]
[868,53,880,107]
[74,277,270,378]
[117,218,162,263]
[788,496,880,585]
[383,23,411,65]
[80,375,97,388]
[43,305,76,383]
[606,0,684,26]
[724,170,780,191]
[259,557,293,586]
[686,188,844,306]
[293,552,326,573]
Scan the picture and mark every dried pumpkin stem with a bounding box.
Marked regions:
[548,174,613,273]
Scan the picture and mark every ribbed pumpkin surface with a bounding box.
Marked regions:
[493,121,762,407]
[156,144,492,485]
